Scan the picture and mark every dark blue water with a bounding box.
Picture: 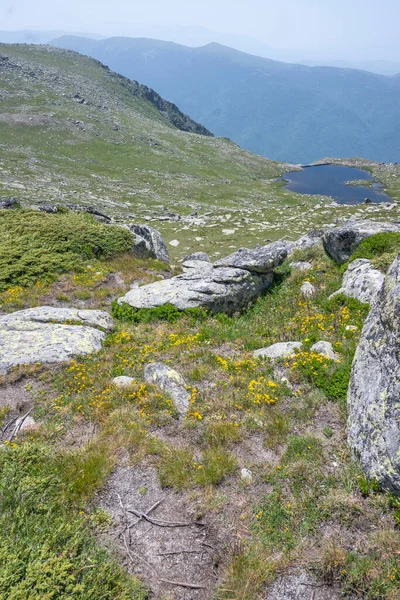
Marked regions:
[283,164,391,204]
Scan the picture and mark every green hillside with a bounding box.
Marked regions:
[52,35,400,164]
[1,44,400,262]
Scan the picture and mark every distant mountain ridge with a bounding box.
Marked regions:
[51,35,400,163]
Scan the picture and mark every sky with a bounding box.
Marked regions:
[1,0,400,60]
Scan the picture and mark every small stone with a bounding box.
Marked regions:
[289,261,313,271]
[301,281,317,297]
[346,325,358,331]
[169,239,180,247]
[254,342,302,360]
[311,341,340,362]
[15,415,37,432]
[112,376,135,388]
[144,362,189,417]
[240,468,253,483]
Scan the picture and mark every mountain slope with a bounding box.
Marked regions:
[52,36,400,163]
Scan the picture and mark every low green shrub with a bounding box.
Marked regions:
[0,209,133,291]
[349,232,400,271]
[112,300,208,324]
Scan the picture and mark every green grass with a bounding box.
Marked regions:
[349,231,400,271]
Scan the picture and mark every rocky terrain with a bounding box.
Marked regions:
[1,43,400,600]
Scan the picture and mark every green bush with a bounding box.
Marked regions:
[0,209,133,291]
[349,232,400,271]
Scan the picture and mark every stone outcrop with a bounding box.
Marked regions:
[0,306,113,375]
[126,224,170,264]
[347,254,400,492]
[323,220,400,264]
[144,362,189,417]
[330,259,384,304]
[118,241,288,315]
[285,229,326,254]
[311,341,340,362]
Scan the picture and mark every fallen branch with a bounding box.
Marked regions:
[158,549,205,556]
[127,508,198,528]
[8,408,34,441]
[158,578,207,590]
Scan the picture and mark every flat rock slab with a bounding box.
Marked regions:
[118,265,274,315]
[323,220,400,264]
[144,362,189,416]
[0,306,113,375]
[213,241,288,273]
[348,253,400,492]
[254,342,303,360]
[330,258,384,304]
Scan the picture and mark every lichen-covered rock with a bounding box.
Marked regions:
[182,252,210,263]
[323,220,400,264]
[0,306,113,375]
[311,341,340,362]
[330,259,384,304]
[144,362,189,417]
[285,229,326,254]
[253,342,302,360]
[127,224,170,263]
[118,265,273,315]
[347,254,400,492]
[213,241,288,273]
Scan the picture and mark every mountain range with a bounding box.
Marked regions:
[49,36,400,164]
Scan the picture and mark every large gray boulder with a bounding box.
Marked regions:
[330,259,384,304]
[118,241,288,315]
[213,241,288,273]
[127,224,170,264]
[144,362,189,417]
[347,254,400,492]
[323,220,400,264]
[0,306,113,375]
[118,264,273,315]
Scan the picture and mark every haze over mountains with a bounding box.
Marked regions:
[49,35,400,164]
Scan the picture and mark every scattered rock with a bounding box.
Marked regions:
[253,342,302,360]
[346,325,358,331]
[290,261,313,271]
[301,281,316,297]
[169,239,180,247]
[182,251,211,263]
[144,362,189,417]
[0,197,18,209]
[329,258,384,304]
[112,376,135,388]
[14,415,38,432]
[126,224,170,263]
[323,220,400,264]
[348,254,400,492]
[240,468,253,484]
[311,341,340,362]
[0,306,113,375]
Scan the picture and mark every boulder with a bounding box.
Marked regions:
[253,342,302,360]
[283,229,326,255]
[118,264,273,315]
[323,220,400,264]
[213,241,288,273]
[0,197,18,209]
[311,341,340,362]
[118,240,288,315]
[126,224,170,264]
[330,259,384,304]
[347,254,400,492]
[0,306,113,375]
[144,362,189,417]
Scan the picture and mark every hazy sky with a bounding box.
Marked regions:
[1,0,399,59]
